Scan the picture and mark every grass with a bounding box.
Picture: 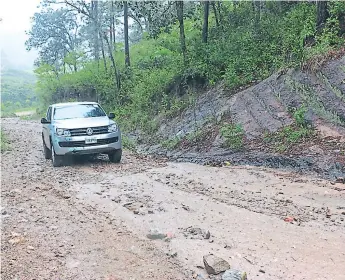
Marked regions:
[1,106,38,119]
[264,125,314,152]
[318,72,345,103]
[15,107,37,113]
[19,113,41,121]
[186,129,203,143]
[285,77,345,126]
[122,135,137,151]
[161,137,181,150]
[220,123,245,149]
[1,130,10,152]
[264,105,315,152]
[0,111,16,118]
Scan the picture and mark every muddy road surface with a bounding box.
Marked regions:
[1,118,345,280]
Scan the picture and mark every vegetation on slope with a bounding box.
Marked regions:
[28,1,345,135]
[1,69,37,117]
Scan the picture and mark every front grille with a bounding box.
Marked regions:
[59,137,118,148]
[69,126,109,136]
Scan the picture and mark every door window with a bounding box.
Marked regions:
[46,107,52,121]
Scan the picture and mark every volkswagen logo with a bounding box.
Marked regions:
[86,128,93,135]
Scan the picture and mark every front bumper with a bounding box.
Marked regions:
[52,131,122,155]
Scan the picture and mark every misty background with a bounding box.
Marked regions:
[1,0,40,71]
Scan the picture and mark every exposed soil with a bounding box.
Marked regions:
[151,56,345,142]
[136,56,345,181]
[1,118,345,280]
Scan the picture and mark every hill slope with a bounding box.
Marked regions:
[1,68,37,112]
[135,55,345,180]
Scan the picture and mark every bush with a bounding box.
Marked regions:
[264,125,314,152]
[122,135,137,151]
[220,124,244,149]
[292,106,310,128]
[32,1,344,136]
[1,130,10,152]
[161,137,181,150]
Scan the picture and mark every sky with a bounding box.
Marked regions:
[0,0,41,71]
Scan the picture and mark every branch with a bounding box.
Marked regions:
[128,13,143,32]
[64,0,91,19]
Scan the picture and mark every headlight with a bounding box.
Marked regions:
[63,130,71,137]
[56,128,71,137]
[108,123,118,132]
[56,128,64,136]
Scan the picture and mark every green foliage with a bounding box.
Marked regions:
[186,129,203,143]
[122,135,137,151]
[1,130,10,152]
[162,95,191,119]
[264,126,314,152]
[30,1,345,136]
[19,112,41,121]
[1,69,37,112]
[161,137,181,150]
[220,124,244,149]
[286,78,345,126]
[25,7,81,69]
[0,106,16,118]
[265,105,315,152]
[292,106,309,128]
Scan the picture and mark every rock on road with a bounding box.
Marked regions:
[1,118,345,280]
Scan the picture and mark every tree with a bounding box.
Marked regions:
[91,0,100,61]
[202,1,210,43]
[111,1,116,45]
[129,1,176,38]
[103,32,120,90]
[176,1,187,66]
[211,2,219,27]
[25,8,81,72]
[316,0,329,33]
[124,1,130,67]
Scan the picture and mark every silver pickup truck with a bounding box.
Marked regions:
[41,102,122,167]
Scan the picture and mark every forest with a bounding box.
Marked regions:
[1,68,37,116]
[26,0,345,133]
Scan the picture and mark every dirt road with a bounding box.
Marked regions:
[1,118,345,280]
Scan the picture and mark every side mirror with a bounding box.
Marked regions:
[108,113,115,119]
[41,118,50,124]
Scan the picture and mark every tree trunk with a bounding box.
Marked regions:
[212,2,219,27]
[253,0,261,39]
[202,1,210,43]
[91,1,100,61]
[316,0,329,33]
[100,38,108,73]
[124,1,130,67]
[103,32,120,90]
[253,0,261,21]
[176,1,187,66]
[217,1,223,25]
[109,23,113,45]
[339,12,345,36]
[111,0,116,46]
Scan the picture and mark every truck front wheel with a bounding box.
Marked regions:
[51,143,64,167]
[108,149,122,163]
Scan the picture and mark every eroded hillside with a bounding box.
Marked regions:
[136,55,345,180]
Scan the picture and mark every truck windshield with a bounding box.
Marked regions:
[53,104,107,120]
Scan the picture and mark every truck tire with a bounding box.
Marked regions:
[108,149,122,163]
[51,143,64,167]
[42,137,52,159]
